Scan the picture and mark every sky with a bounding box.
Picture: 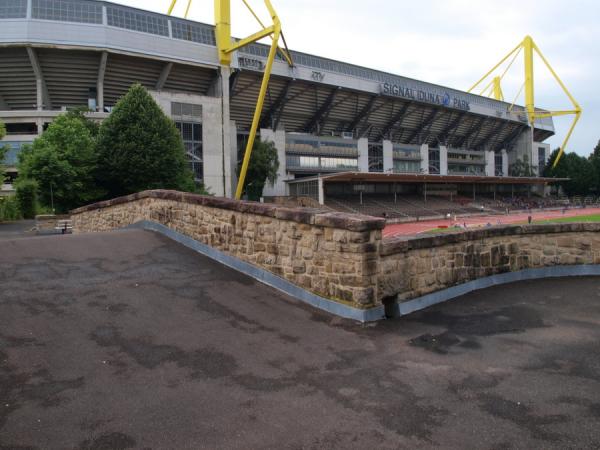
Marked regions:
[116,0,599,156]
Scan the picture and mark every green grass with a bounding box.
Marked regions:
[533,213,600,224]
[422,226,465,234]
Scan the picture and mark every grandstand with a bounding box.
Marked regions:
[0,0,556,200]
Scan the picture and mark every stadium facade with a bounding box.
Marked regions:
[0,0,554,199]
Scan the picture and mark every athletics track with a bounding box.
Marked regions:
[382,207,600,238]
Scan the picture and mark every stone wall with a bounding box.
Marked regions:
[71,190,600,313]
[71,190,385,308]
[380,224,600,302]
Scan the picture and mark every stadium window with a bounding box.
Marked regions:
[173,102,203,182]
[0,0,27,19]
[368,144,384,173]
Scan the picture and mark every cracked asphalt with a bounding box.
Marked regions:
[1,222,600,449]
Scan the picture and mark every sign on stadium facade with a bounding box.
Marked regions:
[381,82,470,111]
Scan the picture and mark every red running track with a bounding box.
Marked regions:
[383,207,600,238]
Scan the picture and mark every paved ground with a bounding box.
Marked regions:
[0,220,35,240]
[383,207,600,237]
[1,227,600,449]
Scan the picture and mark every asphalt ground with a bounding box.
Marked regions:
[1,226,600,449]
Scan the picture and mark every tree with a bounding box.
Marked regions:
[237,138,279,201]
[544,148,596,196]
[95,84,195,198]
[589,140,600,193]
[14,178,38,219]
[17,113,102,212]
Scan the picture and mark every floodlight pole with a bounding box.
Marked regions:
[168,0,293,199]
[468,35,582,168]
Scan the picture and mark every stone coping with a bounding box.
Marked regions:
[381,222,600,256]
[70,190,386,232]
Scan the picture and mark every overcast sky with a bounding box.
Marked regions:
[116,0,599,156]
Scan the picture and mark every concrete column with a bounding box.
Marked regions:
[439,145,448,176]
[485,150,495,177]
[531,144,540,176]
[358,137,369,172]
[220,67,233,197]
[97,52,107,112]
[383,140,393,173]
[260,127,287,197]
[229,120,238,197]
[501,149,509,176]
[318,176,324,205]
[420,144,429,174]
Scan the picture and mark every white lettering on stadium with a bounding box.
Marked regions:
[381,83,470,111]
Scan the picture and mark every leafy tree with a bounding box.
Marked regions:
[589,140,600,193]
[509,154,535,177]
[17,114,102,213]
[544,148,596,196]
[14,178,38,219]
[237,138,279,201]
[64,107,100,137]
[95,83,195,198]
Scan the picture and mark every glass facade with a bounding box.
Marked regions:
[0,0,27,19]
[429,148,440,174]
[495,153,503,176]
[171,19,216,45]
[286,155,357,171]
[106,5,169,36]
[393,160,421,173]
[32,0,102,24]
[172,102,203,182]
[538,147,547,172]
[368,144,383,172]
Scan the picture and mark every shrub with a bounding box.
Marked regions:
[0,195,21,222]
[15,179,38,219]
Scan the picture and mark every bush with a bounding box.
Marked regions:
[15,179,38,219]
[0,195,21,222]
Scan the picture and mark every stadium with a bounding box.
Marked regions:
[0,0,558,219]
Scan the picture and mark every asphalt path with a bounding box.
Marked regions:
[1,228,599,449]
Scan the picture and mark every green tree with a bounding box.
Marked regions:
[544,148,596,196]
[589,140,600,193]
[95,83,194,198]
[64,107,100,137]
[237,138,279,201]
[18,113,102,212]
[14,178,38,219]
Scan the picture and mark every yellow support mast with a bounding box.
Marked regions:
[468,36,581,168]
[167,0,293,199]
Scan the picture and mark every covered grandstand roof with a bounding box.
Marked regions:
[0,0,554,153]
[286,172,567,185]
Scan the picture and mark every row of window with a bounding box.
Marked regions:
[32,0,102,24]
[286,155,358,171]
[393,160,421,173]
[0,0,27,19]
[448,164,485,175]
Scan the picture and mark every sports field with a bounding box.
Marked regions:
[383,207,600,238]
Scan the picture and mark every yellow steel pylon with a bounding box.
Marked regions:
[468,36,581,168]
[167,0,293,199]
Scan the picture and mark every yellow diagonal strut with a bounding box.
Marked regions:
[468,35,582,168]
[168,0,293,199]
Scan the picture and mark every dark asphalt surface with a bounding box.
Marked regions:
[1,225,600,449]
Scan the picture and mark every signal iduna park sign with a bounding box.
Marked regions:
[381,82,470,111]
